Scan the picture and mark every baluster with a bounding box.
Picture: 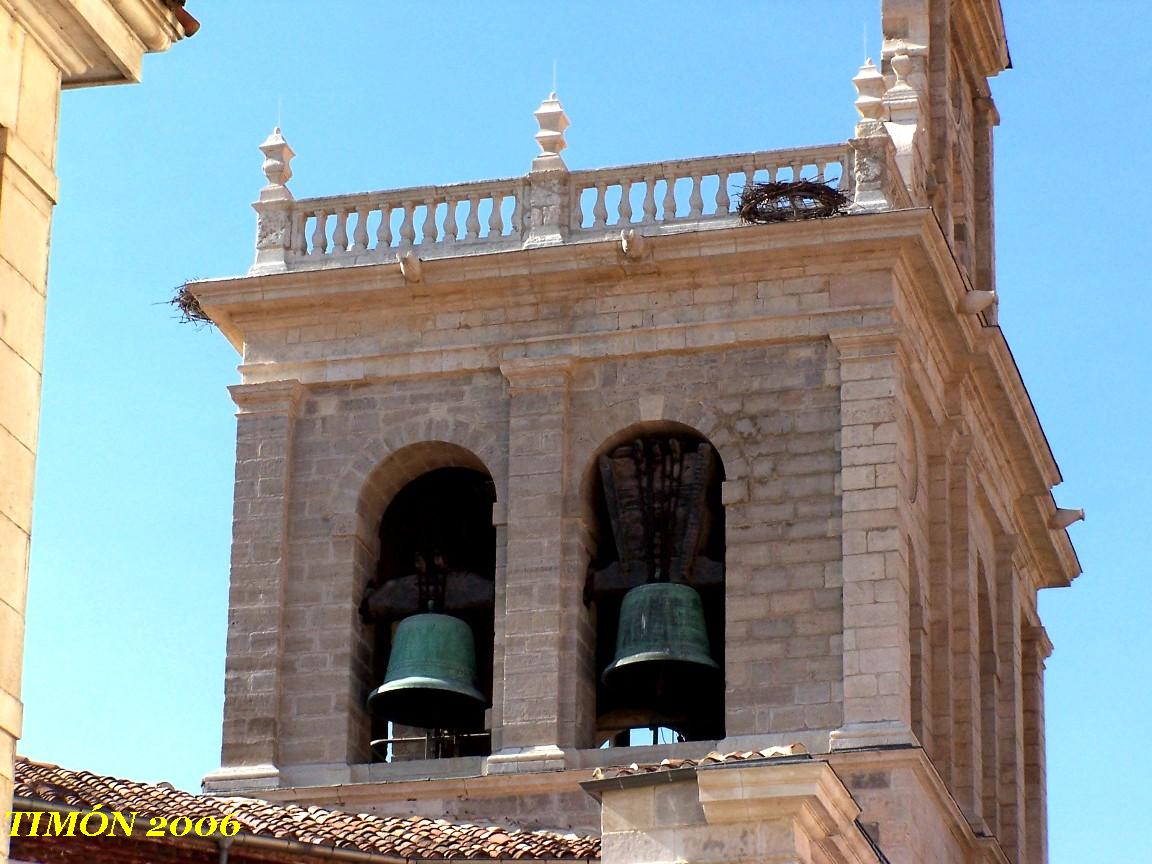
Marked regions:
[792,162,803,182]
[641,176,657,224]
[310,211,328,255]
[816,161,827,184]
[442,198,458,244]
[511,190,523,234]
[688,175,703,218]
[743,163,755,192]
[618,179,633,225]
[332,210,349,253]
[716,171,730,215]
[465,195,481,240]
[292,212,307,256]
[572,187,586,230]
[376,205,393,250]
[399,201,416,247]
[592,182,608,228]
[661,175,677,221]
[488,194,504,237]
[422,198,438,244]
[351,206,369,252]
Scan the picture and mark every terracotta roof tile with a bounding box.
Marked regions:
[15,757,599,860]
[590,743,807,779]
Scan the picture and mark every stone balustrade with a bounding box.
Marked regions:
[569,143,852,234]
[251,127,905,276]
[292,176,528,263]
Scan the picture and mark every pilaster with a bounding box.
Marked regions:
[489,356,575,770]
[829,329,914,751]
[208,379,305,791]
[946,426,984,829]
[926,445,954,781]
[1022,625,1052,864]
[0,22,61,858]
[996,535,1025,863]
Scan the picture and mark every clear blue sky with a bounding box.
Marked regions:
[19,3,1150,862]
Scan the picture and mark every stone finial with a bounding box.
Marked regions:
[251,127,296,275]
[532,92,570,172]
[259,127,295,201]
[890,53,914,93]
[853,59,886,126]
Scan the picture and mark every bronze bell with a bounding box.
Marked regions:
[368,612,487,729]
[602,582,719,709]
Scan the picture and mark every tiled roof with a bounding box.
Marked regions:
[15,757,599,860]
[590,744,807,779]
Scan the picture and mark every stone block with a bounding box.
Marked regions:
[0,159,52,288]
[0,258,46,369]
[0,428,34,533]
[0,512,29,615]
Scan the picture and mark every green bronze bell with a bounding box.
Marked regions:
[602,582,719,696]
[368,613,487,730]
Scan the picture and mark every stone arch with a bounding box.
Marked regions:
[326,416,507,553]
[326,418,504,764]
[571,393,740,522]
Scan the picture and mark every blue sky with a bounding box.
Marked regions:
[19,3,1151,862]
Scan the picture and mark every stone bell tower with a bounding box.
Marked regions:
[195,2,1079,862]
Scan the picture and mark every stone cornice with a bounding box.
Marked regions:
[228,379,306,415]
[499,355,575,390]
[953,0,1011,78]
[234,305,895,389]
[198,207,1077,589]
[891,213,1080,588]
[191,212,925,315]
[0,0,183,87]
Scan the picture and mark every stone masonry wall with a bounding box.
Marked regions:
[268,339,844,768]
[215,254,888,780]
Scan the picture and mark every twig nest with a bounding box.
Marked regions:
[737,180,848,224]
[170,283,215,328]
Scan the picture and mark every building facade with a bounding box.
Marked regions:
[0,2,194,860]
[193,2,1080,862]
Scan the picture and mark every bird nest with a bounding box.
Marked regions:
[170,283,214,328]
[737,180,848,224]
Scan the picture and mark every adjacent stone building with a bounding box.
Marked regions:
[190,2,1081,862]
[0,3,195,861]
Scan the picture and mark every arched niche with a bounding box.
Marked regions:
[355,442,498,762]
[581,421,727,746]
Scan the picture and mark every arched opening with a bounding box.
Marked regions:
[583,425,726,746]
[359,462,497,762]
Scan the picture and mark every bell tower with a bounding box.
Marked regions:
[195,2,1079,862]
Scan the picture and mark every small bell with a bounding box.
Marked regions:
[368,613,487,730]
[602,582,719,707]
